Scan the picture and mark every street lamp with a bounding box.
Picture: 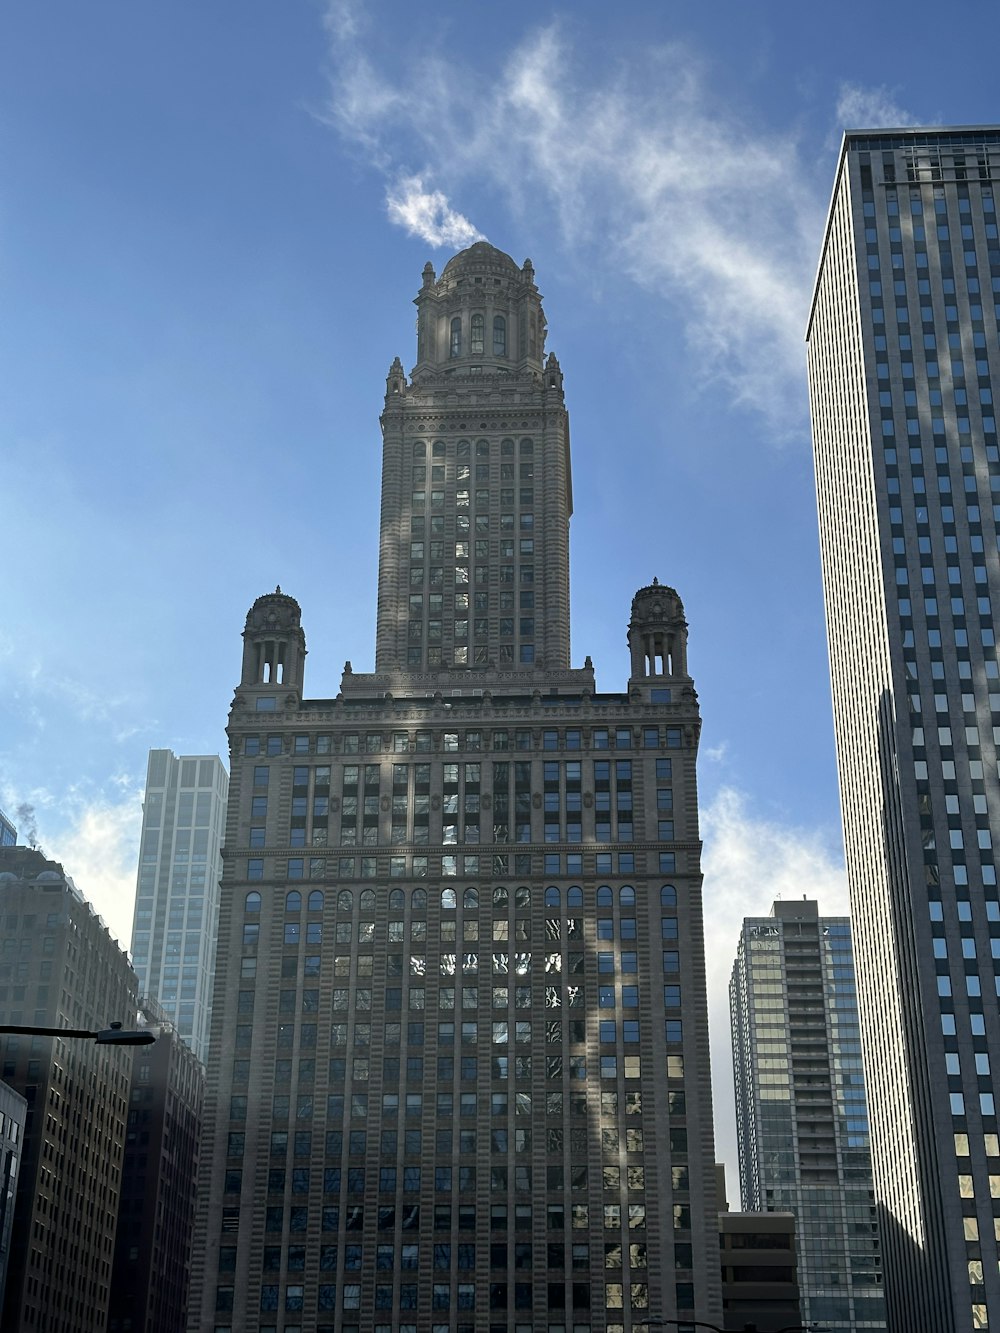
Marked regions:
[0,1021,156,1045]
[651,1320,824,1333]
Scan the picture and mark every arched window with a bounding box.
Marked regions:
[567,887,583,908]
[515,886,531,908]
[412,888,427,911]
[337,890,353,911]
[413,441,426,459]
[442,888,458,909]
[597,886,613,907]
[493,315,506,356]
[660,885,677,907]
[285,890,301,913]
[471,313,485,355]
[457,439,471,457]
[433,440,446,457]
[307,890,324,912]
[450,317,462,358]
[464,887,479,908]
[544,886,560,907]
[493,886,509,906]
[360,889,376,911]
[245,891,261,914]
[389,888,405,910]
[620,886,636,907]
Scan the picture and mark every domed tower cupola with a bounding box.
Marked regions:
[412,241,547,380]
[240,587,307,697]
[628,579,689,680]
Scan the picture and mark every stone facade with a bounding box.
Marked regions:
[192,244,722,1332]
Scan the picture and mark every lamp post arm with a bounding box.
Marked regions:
[0,1022,155,1046]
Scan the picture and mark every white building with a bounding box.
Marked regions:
[808,126,1000,1331]
[131,749,228,1062]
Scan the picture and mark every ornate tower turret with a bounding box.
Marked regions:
[239,587,307,698]
[411,242,547,381]
[628,578,689,680]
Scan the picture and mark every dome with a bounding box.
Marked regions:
[246,586,302,631]
[631,579,685,617]
[441,241,522,279]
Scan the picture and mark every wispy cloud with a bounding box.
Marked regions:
[3,651,136,728]
[321,16,828,430]
[836,82,920,131]
[321,0,363,45]
[386,175,485,249]
[700,785,847,1204]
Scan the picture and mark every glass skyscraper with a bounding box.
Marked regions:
[192,242,722,1331]
[730,898,886,1331]
[808,127,1000,1331]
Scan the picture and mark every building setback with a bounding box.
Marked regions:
[0,847,137,1333]
[192,241,722,1331]
[730,898,886,1330]
[808,126,1000,1330]
[131,748,228,1063]
[109,999,204,1333]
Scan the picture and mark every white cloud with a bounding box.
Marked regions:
[836,82,920,131]
[386,175,486,249]
[700,785,847,1206]
[321,21,828,431]
[37,782,143,952]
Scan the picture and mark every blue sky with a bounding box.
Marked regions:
[3,0,999,1192]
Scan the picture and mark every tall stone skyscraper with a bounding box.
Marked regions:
[193,242,722,1331]
[131,748,228,1062]
[808,127,1000,1330]
[729,899,886,1331]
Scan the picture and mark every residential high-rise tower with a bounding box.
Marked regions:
[131,748,228,1062]
[0,847,138,1332]
[729,898,885,1331]
[193,242,722,1331]
[808,127,1000,1330]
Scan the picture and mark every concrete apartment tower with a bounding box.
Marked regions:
[130,748,228,1062]
[0,847,138,1332]
[808,127,1000,1330]
[729,899,886,1331]
[193,242,722,1331]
